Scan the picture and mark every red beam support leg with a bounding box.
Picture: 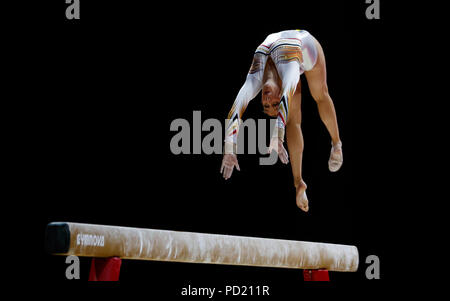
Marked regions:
[88,257,122,281]
[303,269,330,281]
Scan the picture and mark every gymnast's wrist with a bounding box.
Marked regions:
[224,141,237,155]
[271,126,285,142]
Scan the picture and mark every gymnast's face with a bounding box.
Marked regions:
[262,82,281,117]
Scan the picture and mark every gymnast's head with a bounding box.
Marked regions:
[261,56,282,117]
[261,81,281,118]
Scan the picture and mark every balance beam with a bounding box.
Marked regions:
[45,222,358,274]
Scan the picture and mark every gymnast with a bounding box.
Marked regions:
[220,30,343,212]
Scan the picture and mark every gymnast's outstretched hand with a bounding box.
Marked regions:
[220,154,240,180]
[268,137,289,164]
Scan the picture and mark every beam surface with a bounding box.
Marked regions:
[45,222,358,272]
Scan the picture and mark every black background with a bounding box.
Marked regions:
[14,0,401,298]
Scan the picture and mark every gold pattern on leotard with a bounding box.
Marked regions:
[273,45,303,65]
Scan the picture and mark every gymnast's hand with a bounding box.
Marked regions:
[220,154,240,180]
[268,137,289,164]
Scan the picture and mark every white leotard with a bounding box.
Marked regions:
[225,30,318,149]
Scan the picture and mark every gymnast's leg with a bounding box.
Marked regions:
[286,82,308,212]
[305,38,343,172]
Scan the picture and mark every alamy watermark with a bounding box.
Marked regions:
[65,0,80,20]
[365,0,380,20]
[65,255,80,279]
[169,111,278,165]
[365,255,381,279]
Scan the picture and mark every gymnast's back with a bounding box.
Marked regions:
[256,29,318,73]
[259,30,311,49]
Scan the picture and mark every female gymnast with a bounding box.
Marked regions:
[220,29,343,212]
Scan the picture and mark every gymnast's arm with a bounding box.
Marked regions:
[223,74,262,153]
[221,55,265,180]
[273,63,302,143]
[265,72,300,165]
[220,74,262,180]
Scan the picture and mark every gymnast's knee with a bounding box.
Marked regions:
[311,86,331,104]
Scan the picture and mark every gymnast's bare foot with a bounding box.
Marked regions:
[329,140,343,172]
[296,180,309,212]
